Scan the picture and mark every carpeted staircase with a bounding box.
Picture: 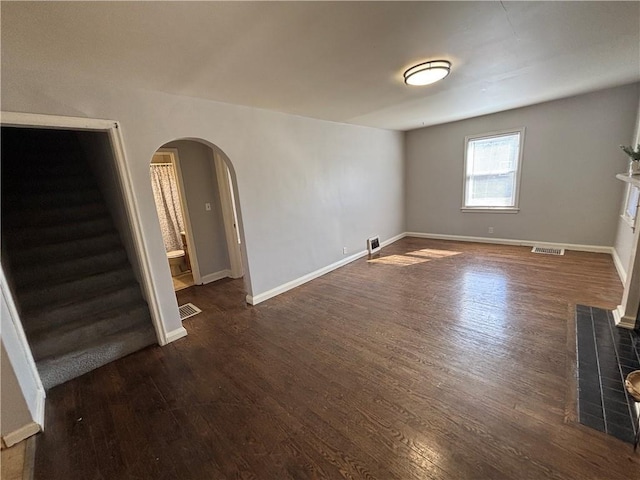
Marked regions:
[1,127,157,389]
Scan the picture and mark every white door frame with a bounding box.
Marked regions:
[0,111,174,347]
[213,152,244,278]
[154,148,203,285]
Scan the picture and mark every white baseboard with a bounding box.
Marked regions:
[201,269,231,285]
[611,248,627,285]
[246,232,407,305]
[613,304,637,330]
[165,326,188,344]
[1,422,40,448]
[35,388,45,429]
[381,232,406,247]
[246,249,367,305]
[405,232,614,254]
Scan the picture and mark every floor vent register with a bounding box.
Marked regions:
[179,303,202,321]
[531,246,565,255]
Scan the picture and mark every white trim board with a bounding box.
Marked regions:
[405,232,614,254]
[613,305,637,330]
[201,269,232,285]
[0,266,46,429]
[244,231,622,307]
[1,111,116,130]
[1,422,41,448]
[611,248,628,285]
[165,327,188,343]
[246,249,368,305]
[246,233,406,305]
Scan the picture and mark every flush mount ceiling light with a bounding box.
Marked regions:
[403,60,451,86]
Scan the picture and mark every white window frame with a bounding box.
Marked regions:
[461,127,525,213]
[621,183,639,230]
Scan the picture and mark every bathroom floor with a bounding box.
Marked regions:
[172,272,194,291]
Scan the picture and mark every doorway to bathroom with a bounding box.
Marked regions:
[150,150,196,291]
[150,140,244,295]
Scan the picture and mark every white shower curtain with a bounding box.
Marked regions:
[150,164,185,252]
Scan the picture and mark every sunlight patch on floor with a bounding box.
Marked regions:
[368,249,461,266]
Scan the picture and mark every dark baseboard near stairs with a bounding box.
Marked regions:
[1,127,157,390]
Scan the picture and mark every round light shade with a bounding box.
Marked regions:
[404,60,451,86]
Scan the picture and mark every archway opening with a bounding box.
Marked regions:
[149,138,246,296]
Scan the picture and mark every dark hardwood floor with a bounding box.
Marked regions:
[33,238,640,479]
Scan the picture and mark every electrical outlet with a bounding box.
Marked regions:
[488,226,494,234]
[205,203,211,211]
[343,247,348,255]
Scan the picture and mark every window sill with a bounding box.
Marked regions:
[460,207,520,214]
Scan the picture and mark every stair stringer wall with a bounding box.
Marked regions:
[1,112,185,351]
[76,133,146,293]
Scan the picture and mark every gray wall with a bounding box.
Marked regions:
[1,66,405,335]
[0,340,32,437]
[406,83,640,246]
[163,140,230,279]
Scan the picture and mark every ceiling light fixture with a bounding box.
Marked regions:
[403,60,451,86]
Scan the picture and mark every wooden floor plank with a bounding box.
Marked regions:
[33,238,640,479]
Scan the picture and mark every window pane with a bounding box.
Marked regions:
[625,185,639,220]
[466,132,520,208]
[467,173,515,206]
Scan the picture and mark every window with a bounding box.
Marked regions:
[462,128,524,212]
[622,183,639,228]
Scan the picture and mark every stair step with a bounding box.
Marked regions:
[12,248,129,288]
[3,161,91,181]
[37,324,157,390]
[2,126,157,390]
[22,283,145,335]
[30,303,152,361]
[7,233,123,266]
[3,173,98,193]
[3,188,103,210]
[3,202,109,227]
[4,217,115,248]
[19,267,137,312]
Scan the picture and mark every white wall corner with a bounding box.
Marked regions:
[613,304,637,330]
[201,269,232,285]
[165,327,188,343]
[611,248,628,285]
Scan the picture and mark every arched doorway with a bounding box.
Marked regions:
[149,138,245,293]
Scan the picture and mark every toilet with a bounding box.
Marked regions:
[167,249,186,276]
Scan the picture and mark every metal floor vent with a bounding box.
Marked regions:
[531,246,565,256]
[179,303,202,321]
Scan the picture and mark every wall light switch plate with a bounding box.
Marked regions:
[205,203,212,211]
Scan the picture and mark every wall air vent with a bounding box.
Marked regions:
[179,303,202,321]
[531,246,565,256]
[368,236,381,255]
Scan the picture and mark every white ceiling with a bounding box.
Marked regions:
[2,1,639,131]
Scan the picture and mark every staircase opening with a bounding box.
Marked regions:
[150,139,245,294]
[1,126,158,389]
